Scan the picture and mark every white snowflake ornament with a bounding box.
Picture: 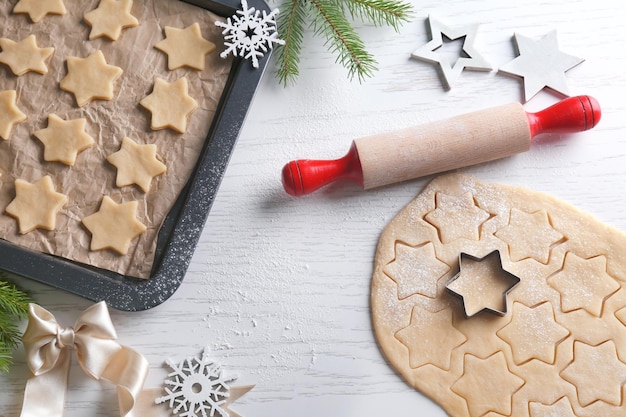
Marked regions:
[215,0,285,68]
[155,347,238,417]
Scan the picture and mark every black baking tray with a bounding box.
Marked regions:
[4,0,271,311]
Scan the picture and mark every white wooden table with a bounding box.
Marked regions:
[2,0,626,416]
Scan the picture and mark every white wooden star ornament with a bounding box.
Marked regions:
[499,30,584,102]
[411,15,492,90]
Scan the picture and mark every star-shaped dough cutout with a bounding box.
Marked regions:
[547,253,619,317]
[424,192,490,243]
[451,351,525,417]
[495,208,564,264]
[384,241,450,299]
[499,31,584,102]
[60,50,123,107]
[411,15,491,90]
[6,176,68,234]
[140,77,198,133]
[82,196,147,255]
[529,397,577,417]
[34,114,95,165]
[0,90,27,140]
[496,301,569,365]
[560,340,626,406]
[395,306,466,370]
[155,23,216,70]
[107,137,167,192]
[446,251,520,317]
[84,0,139,41]
[13,0,66,23]
[0,35,54,76]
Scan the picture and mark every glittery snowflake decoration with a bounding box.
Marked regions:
[155,347,238,417]
[215,0,285,68]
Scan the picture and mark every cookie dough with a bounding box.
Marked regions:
[59,50,123,106]
[371,174,626,417]
[84,0,139,41]
[5,176,68,234]
[107,137,166,192]
[0,35,54,75]
[82,196,147,255]
[34,114,95,165]
[0,90,26,140]
[140,77,197,133]
[155,23,216,70]
[13,0,66,23]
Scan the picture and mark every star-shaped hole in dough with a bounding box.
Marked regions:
[155,23,216,70]
[496,301,569,365]
[5,176,68,234]
[451,351,525,417]
[499,31,584,102]
[411,15,492,90]
[395,305,466,370]
[82,196,147,255]
[84,0,139,41]
[529,397,577,417]
[0,90,27,140]
[384,241,450,299]
[60,50,123,107]
[34,114,95,165]
[560,340,626,407]
[446,251,520,317]
[140,77,198,133]
[425,191,490,244]
[107,137,167,192]
[495,208,564,264]
[0,35,54,76]
[13,0,66,23]
[547,252,619,317]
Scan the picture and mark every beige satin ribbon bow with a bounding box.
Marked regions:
[19,302,149,417]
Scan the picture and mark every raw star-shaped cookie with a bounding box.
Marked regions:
[371,174,626,417]
[60,51,123,106]
[82,196,147,255]
[34,114,95,165]
[140,77,197,133]
[13,0,66,23]
[107,137,167,192]
[0,90,27,140]
[6,176,68,234]
[0,35,54,75]
[155,23,216,70]
[84,0,139,41]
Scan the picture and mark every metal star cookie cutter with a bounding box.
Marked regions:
[446,250,521,318]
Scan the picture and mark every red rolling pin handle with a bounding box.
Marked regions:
[282,95,601,196]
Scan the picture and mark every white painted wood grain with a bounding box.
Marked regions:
[2,0,626,416]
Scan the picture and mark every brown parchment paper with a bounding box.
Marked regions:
[0,0,233,278]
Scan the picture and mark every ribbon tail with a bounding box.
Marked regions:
[100,346,149,417]
[19,350,70,417]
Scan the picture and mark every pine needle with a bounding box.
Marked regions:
[0,278,31,372]
[343,0,413,30]
[276,0,309,86]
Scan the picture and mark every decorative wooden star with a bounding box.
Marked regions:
[107,137,167,192]
[0,90,27,140]
[82,196,147,255]
[155,23,216,70]
[34,114,95,165]
[411,15,491,90]
[84,0,139,41]
[5,176,68,234]
[140,77,198,133]
[499,31,584,102]
[0,35,55,76]
[13,0,66,23]
[60,51,123,106]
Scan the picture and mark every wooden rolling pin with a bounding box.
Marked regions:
[282,95,601,196]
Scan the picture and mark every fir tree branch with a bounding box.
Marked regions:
[276,0,309,86]
[0,278,31,372]
[342,0,413,30]
[308,0,377,82]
